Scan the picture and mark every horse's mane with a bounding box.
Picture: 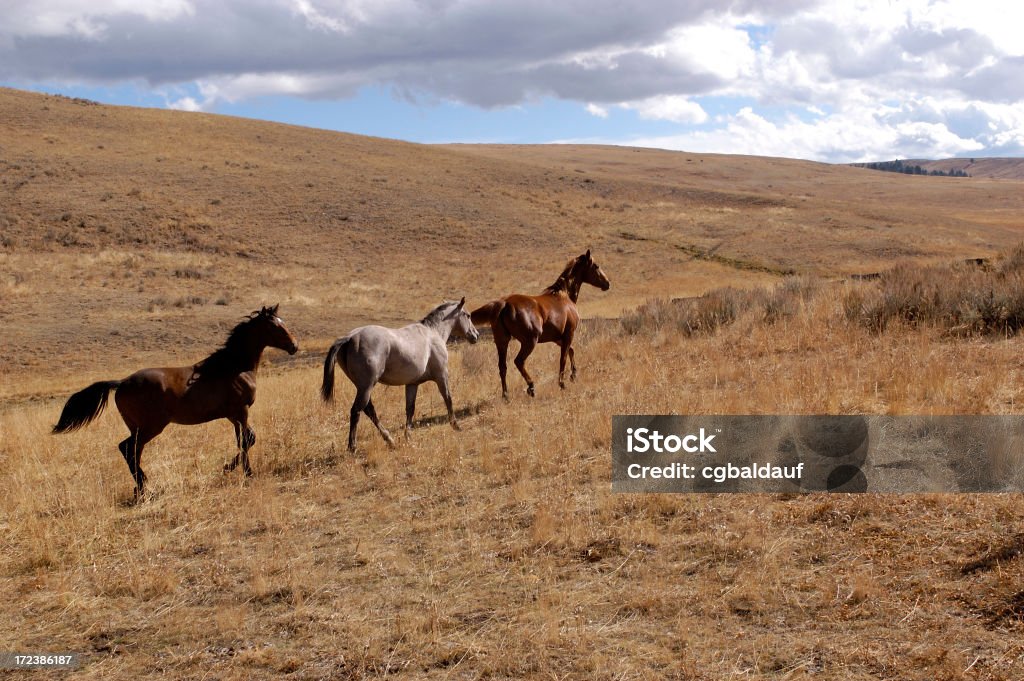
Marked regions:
[420,300,459,326]
[542,256,581,295]
[193,311,265,378]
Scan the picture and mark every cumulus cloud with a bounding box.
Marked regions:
[2,0,1023,160]
[624,95,708,124]
[167,95,201,111]
[0,0,779,97]
[602,102,1004,163]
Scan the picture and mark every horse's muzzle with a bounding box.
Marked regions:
[601,282,611,291]
[288,343,299,355]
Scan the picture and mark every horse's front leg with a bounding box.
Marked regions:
[226,416,256,476]
[435,375,459,430]
[239,422,256,476]
[562,326,577,386]
[558,342,570,389]
[404,384,419,437]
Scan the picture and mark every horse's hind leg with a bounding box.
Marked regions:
[568,346,577,382]
[349,387,393,452]
[362,398,395,448]
[118,424,164,497]
[493,327,511,400]
[224,423,243,472]
[514,337,538,397]
[118,431,143,495]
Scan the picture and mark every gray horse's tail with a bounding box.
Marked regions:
[470,300,505,328]
[53,380,122,433]
[321,338,350,402]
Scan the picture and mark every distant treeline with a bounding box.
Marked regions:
[853,159,969,177]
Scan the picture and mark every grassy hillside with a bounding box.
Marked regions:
[4,86,1024,400]
[3,87,1024,679]
[910,158,1024,180]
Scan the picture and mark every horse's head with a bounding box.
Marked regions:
[450,297,479,344]
[254,304,299,354]
[578,250,610,291]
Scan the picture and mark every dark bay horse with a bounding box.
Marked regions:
[471,250,610,399]
[52,305,298,496]
[321,299,479,452]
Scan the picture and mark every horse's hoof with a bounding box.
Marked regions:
[570,373,577,383]
[451,421,462,431]
[559,381,566,390]
[243,469,253,478]
[527,385,535,397]
[502,392,510,402]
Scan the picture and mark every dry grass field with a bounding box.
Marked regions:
[4,87,1024,679]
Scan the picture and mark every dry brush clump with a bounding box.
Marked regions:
[843,247,1024,336]
[620,275,820,338]
[623,247,1024,347]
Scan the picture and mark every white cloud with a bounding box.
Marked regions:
[648,21,757,82]
[167,95,201,111]
[611,104,990,163]
[585,102,608,118]
[624,95,707,124]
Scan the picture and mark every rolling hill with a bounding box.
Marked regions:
[3,86,1024,400]
[911,157,1024,180]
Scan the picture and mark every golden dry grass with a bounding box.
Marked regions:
[3,87,1024,679]
[5,293,1024,679]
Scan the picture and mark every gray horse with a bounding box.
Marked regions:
[321,298,480,451]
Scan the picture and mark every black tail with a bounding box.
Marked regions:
[321,338,349,402]
[52,380,121,433]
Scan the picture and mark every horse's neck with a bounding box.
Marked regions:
[236,337,266,373]
[422,318,455,343]
[565,276,583,303]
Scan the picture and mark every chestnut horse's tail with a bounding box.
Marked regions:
[471,300,506,328]
[321,337,351,402]
[52,380,122,433]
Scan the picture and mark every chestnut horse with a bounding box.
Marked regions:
[52,306,298,496]
[471,250,610,399]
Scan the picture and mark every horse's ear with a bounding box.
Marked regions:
[585,249,592,261]
[457,297,466,310]
[271,303,280,315]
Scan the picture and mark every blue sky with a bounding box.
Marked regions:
[3,1,1023,162]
